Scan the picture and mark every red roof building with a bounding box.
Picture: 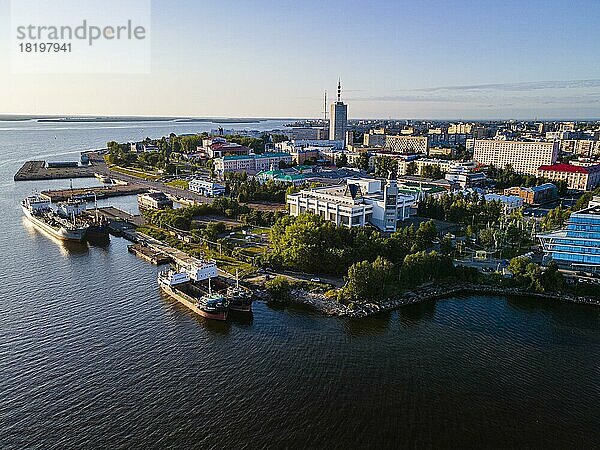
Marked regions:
[537,163,600,191]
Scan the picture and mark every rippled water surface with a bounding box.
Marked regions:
[0,121,599,449]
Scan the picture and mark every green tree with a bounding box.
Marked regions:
[336,153,348,168]
[541,207,571,231]
[406,161,418,176]
[374,156,398,178]
[400,251,454,287]
[421,164,444,179]
[342,256,394,302]
[355,152,370,171]
[440,235,454,255]
[265,276,292,302]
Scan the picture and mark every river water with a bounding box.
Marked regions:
[0,120,598,449]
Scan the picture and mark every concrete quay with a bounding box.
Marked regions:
[14,160,95,181]
[84,206,145,227]
[128,243,172,265]
[40,185,148,202]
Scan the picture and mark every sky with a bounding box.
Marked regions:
[0,0,599,119]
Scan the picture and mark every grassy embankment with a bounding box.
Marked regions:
[165,179,189,189]
[137,224,257,278]
[104,155,162,181]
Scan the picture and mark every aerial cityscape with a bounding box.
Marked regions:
[1,0,599,448]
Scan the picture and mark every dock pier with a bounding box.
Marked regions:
[14,160,95,181]
[40,185,148,202]
[128,244,173,265]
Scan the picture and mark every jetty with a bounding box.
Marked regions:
[128,243,172,265]
[40,184,148,202]
[14,160,95,181]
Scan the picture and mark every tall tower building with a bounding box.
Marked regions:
[329,79,348,145]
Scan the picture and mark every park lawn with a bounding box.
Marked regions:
[250,227,272,235]
[166,179,190,189]
[239,246,266,257]
[212,254,257,278]
[110,165,162,180]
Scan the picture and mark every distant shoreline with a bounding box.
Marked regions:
[0,115,286,123]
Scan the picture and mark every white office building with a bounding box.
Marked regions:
[286,177,414,232]
[385,135,429,154]
[189,178,226,197]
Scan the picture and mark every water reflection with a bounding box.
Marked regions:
[399,301,437,325]
[506,295,600,330]
[228,311,254,328]
[158,291,231,335]
[343,312,392,336]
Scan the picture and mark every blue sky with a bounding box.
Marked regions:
[1,0,599,119]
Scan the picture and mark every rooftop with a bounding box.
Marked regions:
[222,152,290,161]
[538,163,600,174]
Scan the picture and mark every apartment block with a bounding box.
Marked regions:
[537,163,600,191]
[213,152,292,178]
[384,135,428,154]
[473,140,559,175]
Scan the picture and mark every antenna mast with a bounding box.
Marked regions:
[323,90,328,135]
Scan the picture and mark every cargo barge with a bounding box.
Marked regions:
[158,270,229,321]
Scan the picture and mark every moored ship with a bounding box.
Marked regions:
[227,272,253,313]
[158,270,229,321]
[21,195,88,242]
[138,191,173,210]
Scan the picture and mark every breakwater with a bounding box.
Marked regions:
[276,283,600,318]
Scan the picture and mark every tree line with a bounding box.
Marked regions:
[418,192,503,226]
[264,212,439,276]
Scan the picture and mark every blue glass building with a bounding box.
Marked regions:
[538,197,600,273]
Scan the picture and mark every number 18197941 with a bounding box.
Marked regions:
[19,42,72,52]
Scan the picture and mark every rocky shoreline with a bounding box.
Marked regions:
[266,283,600,318]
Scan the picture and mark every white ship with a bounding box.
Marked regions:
[21,195,88,242]
[158,270,229,321]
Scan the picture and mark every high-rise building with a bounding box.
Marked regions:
[473,139,559,175]
[329,79,348,145]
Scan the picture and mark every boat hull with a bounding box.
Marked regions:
[22,206,87,242]
[229,301,253,313]
[159,283,228,321]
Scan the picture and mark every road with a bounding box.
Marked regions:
[88,152,215,204]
